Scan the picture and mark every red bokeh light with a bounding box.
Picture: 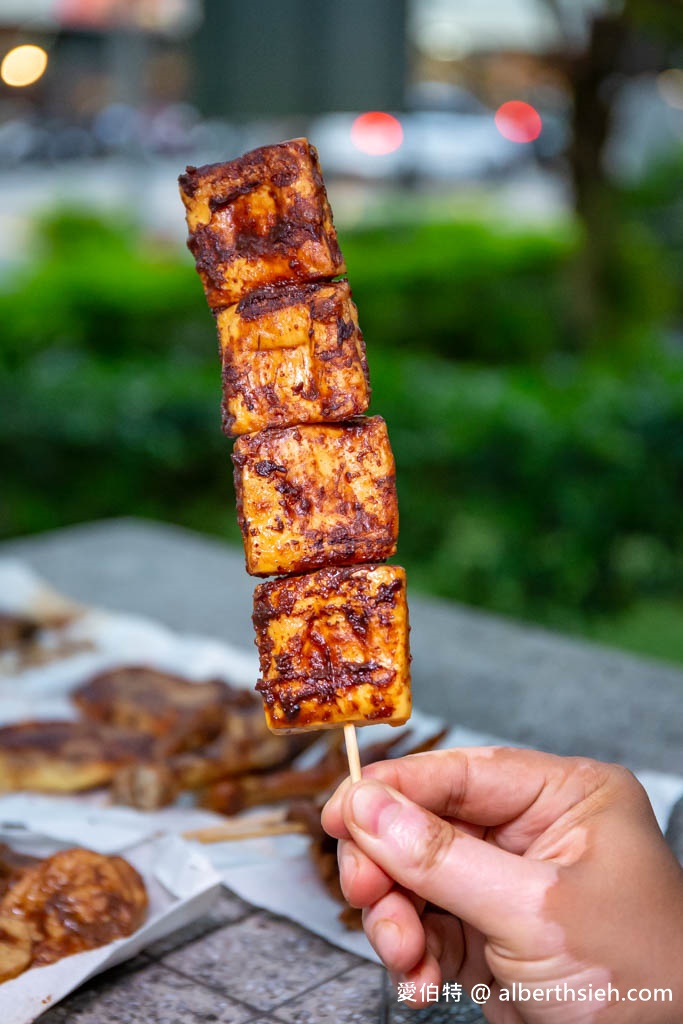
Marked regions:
[350,112,404,155]
[494,101,542,144]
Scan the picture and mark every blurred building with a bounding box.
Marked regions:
[195,0,407,117]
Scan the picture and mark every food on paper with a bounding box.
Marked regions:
[232,416,398,577]
[0,846,147,982]
[199,728,411,815]
[179,138,345,307]
[217,280,370,436]
[0,844,41,899]
[253,565,411,733]
[112,720,314,810]
[72,665,238,754]
[0,720,154,793]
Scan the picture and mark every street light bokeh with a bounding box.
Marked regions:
[1,44,48,88]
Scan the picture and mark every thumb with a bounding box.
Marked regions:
[343,779,555,939]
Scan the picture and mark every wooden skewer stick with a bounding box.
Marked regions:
[182,820,307,844]
[344,722,362,783]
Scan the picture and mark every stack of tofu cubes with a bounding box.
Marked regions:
[179,139,411,734]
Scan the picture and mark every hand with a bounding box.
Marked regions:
[322,747,683,1023]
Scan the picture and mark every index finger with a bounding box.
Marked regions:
[323,746,613,852]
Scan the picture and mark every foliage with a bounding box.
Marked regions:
[339,219,578,362]
[369,349,683,627]
[1,207,682,660]
[618,147,683,321]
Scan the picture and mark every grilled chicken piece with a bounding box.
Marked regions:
[253,565,411,733]
[1,848,147,968]
[112,727,315,810]
[72,666,239,754]
[199,730,408,814]
[179,139,345,307]
[233,416,398,577]
[199,749,346,815]
[0,720,156,793]
[218,280,370,436]
[111,695,317,809]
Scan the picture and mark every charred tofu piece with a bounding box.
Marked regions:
[253,565,411,733]
[218,280,370,436]
[179,138,345,307]
[233,416,398,576]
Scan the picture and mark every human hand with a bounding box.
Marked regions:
[322,747,683,1023]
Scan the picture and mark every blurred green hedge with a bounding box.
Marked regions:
[1,207,681,654]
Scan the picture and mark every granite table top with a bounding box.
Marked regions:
[1,518,681,1024]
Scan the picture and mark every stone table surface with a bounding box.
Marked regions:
[1,518,682,1024]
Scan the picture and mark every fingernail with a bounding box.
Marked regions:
[337,841,358,887]
[373,918,401,954]
[350,781,402,836]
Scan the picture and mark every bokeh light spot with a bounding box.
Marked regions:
[1,44,48,88]
[350,112,403,156]
[494,101,542,144]
[657,69,683,110]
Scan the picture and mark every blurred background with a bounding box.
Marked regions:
[0,0,681,664]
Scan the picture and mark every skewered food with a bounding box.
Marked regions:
[0,847,147,977]
[233,416,398,577]
[179,139,345,307]
[72,666,239,754]
[218,280,370,436]
[180,138,412,743]
[0,720,155,793]
[253,565,411,733]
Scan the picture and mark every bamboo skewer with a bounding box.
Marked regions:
[344,723,362,783]
[183,809,307,844]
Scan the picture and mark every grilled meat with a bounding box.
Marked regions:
[72,666,239,754]
[0,720,156,793]
[0,848,147,968]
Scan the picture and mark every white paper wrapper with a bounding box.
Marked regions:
[0,828,222,1024]
[1,559,682,984]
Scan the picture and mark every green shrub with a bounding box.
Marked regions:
[340,219,578,362]
[0,210,210,368]
[369,349,683,625]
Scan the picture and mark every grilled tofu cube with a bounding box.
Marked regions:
[253,565,411,733]
[218,280,371,436]
[179,138,345,307]
[232,416,398,576]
